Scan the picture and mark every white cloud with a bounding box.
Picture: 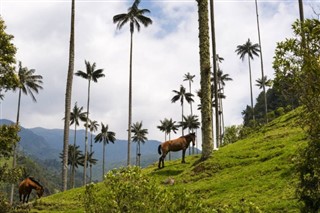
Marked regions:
[0,1,314,149]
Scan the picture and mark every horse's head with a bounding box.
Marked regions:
[36,187,44,198]
[189,132,196,147]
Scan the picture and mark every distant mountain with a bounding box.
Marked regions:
[1,119,200,181]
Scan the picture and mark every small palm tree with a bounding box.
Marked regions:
[94,123,116,180]
[183,72,196,115]
[179,115,200,154]
[235,38,260,122]
[113,0,152,166]
[59,144,84,189]
[75,60,105,185]
[171,85,194,135]
[131,121,148,167]
[256,75,272,89]
[68,102,87,188]
[85,119,99,182]
[157,118,178,160]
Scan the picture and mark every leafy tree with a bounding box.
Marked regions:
[171,85,194,135]
[0,124,22,208]
[273,18,320,212]
[197,0,213,160]
[62,0,75,191]
[113,0,152,166]
[131,121,148,167]
[0,16,19,97]
[75,60,105,185]
[235,38,260,122]
[94,123,116,180]
[69,102,87,188]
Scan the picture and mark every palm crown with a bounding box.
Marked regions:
[113,0,152,34]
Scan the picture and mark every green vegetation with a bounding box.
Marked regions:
[26,109,306,212]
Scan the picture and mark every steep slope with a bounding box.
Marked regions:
[30,109,306,212]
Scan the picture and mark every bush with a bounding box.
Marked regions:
[84,166,208,213]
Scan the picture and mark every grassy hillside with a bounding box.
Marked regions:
[27,109,306,212]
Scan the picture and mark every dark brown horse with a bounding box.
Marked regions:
[158,133,196,169]
[19,177,44,203]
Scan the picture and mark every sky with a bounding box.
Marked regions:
[0,0,319,148]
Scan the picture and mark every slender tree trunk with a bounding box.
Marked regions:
[255,0,268,123]
[10,89,22,204]
[102,141,105,180]
[210,0,220,149]
[83,80,91,185]
[198,0,213,161]
[127,32,133,166]
[248,57,255,121]
[188,81,193,115]
[62,0,75,191]
[90,132,93,183]
[71,125,77,188]
[181,102,184,136]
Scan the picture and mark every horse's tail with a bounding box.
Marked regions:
[158,144,162,155]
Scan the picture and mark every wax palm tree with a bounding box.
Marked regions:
[183,72,196,115]
[211,68,232,147]
[171,85,194,135]
[113,0,152,166]
[75,60,105,185]
[15,61,43,124]
[235,38,260,122]
[131,121,148,167]
[157,118,178,161]
[180,115,200,154]
[11,61,43,202]
[256,75,272,89]
[94,123,116,180]
[62,0,75,191]
[59,144,84,189]
[197,0,213,160]
[254,0,268,123]
[86,119,99,182]
[80,151,98,171]
[69,102,87,188]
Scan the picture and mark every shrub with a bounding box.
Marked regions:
[84,166,208,213]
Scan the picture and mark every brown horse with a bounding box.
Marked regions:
[158,133,196,169]
[19,177,44,203]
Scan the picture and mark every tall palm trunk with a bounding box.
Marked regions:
[127,32,133,166]
[10,88,22,204]
[255,0,268,123]
[248,57,255,121]
[89,132,93,183]
[197,0,213,160]
[83,79,91,185]
[210,0,219,148]
[62,0,75,191]
[102,139,106,180]
[71,124,77,188]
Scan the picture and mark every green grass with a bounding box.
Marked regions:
[30,109,306,212]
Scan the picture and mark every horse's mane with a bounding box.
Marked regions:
[28,177,43,188]
[183,133,195,141]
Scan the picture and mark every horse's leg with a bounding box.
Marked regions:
[182,149,186,163]
[26,193,30,203]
